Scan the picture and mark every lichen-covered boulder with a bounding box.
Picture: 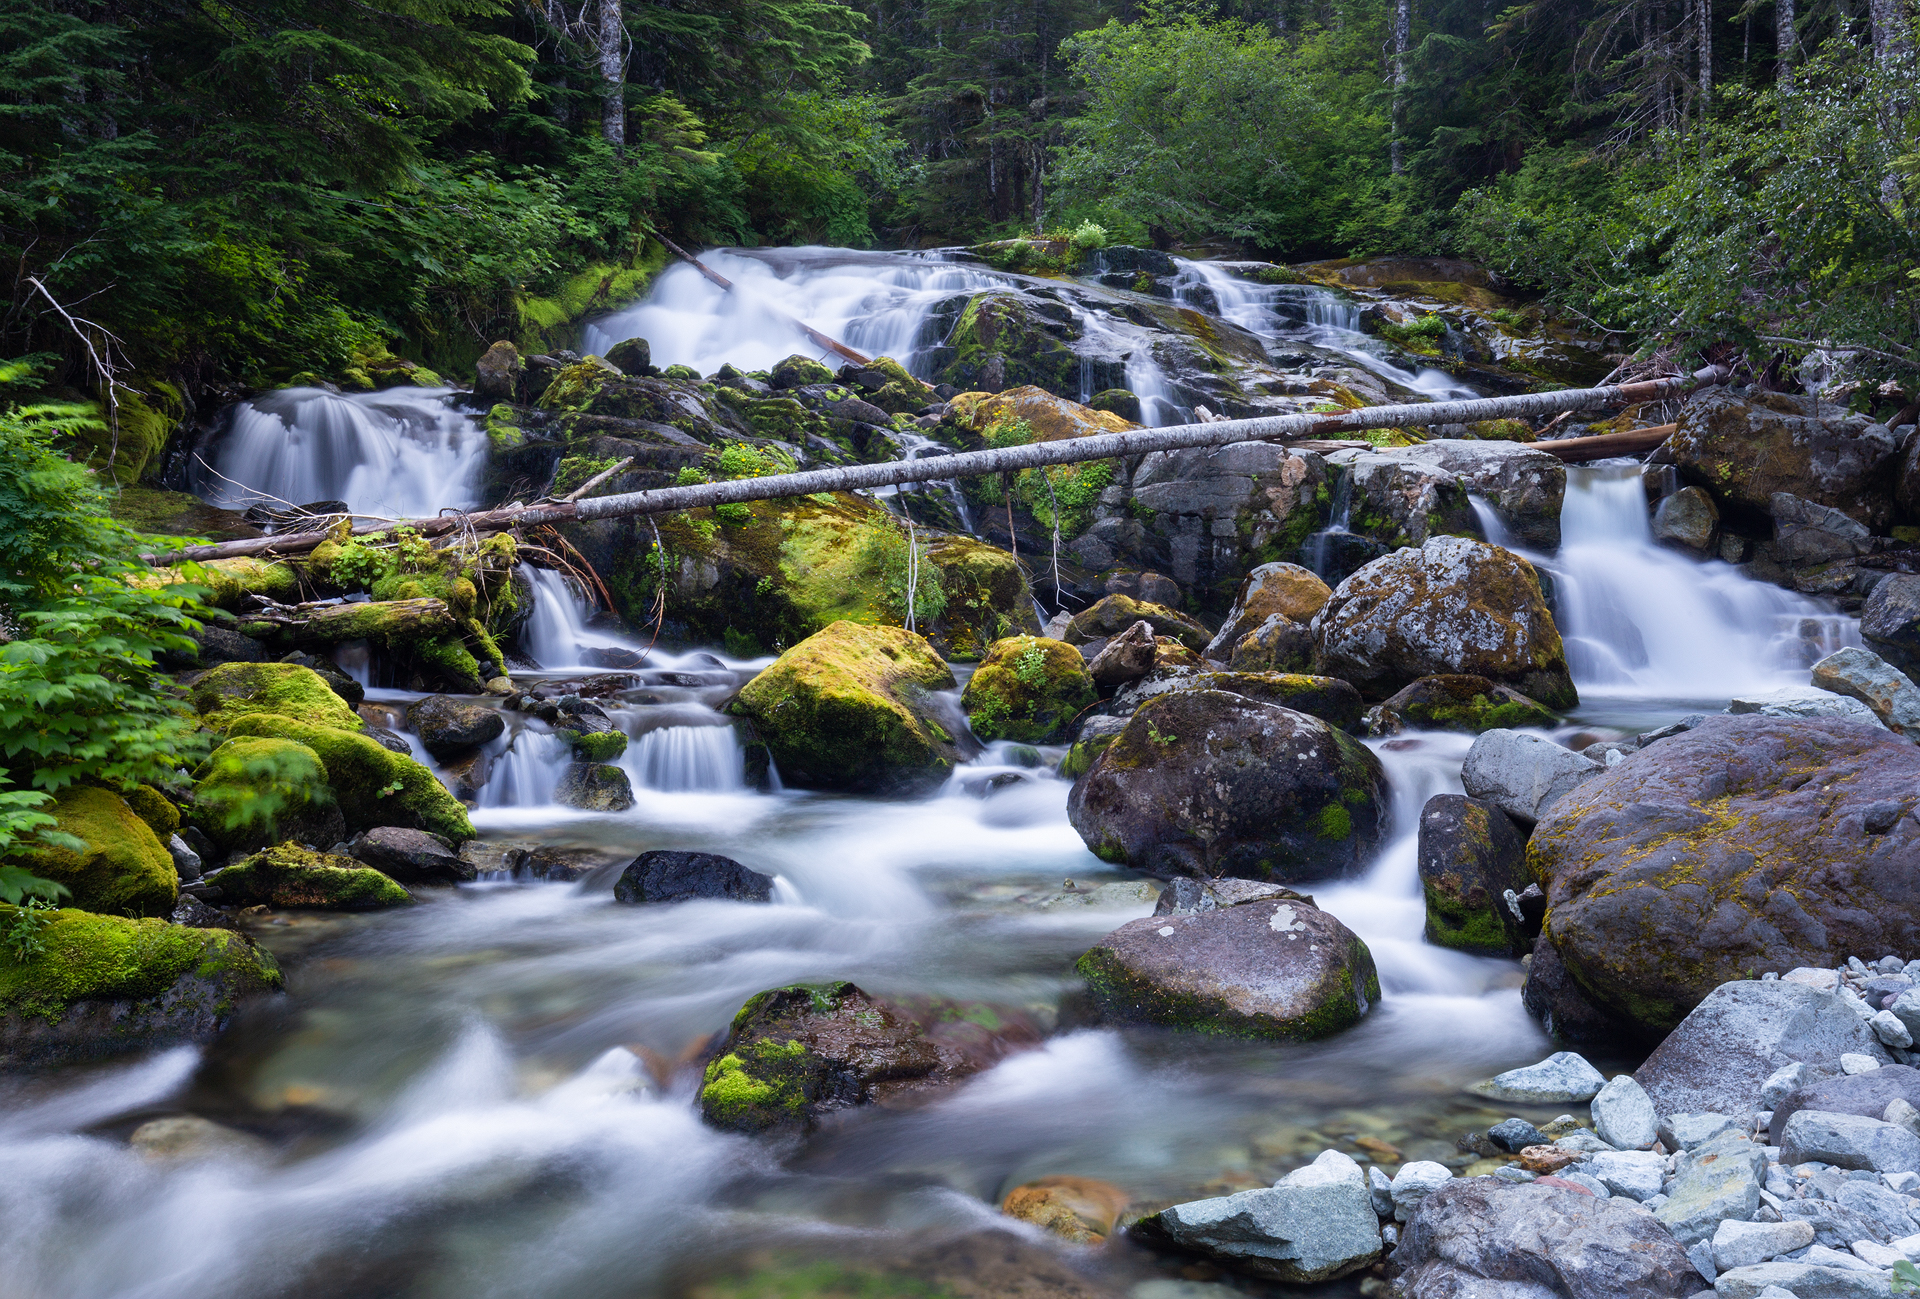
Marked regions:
[15,786,178,918]
[405,695,505,758]
[1075,897,1379,1040]
[0,909,282,1067]
[1418,794,1531,956]
[951,384,1138,443]
[190,662,366,734]
[1230,614,1316,674]
[221,715,473,841]
[1066,689,1387,881]
[554,762,634,811]
[1380,674,1559,733]
[1313,536,1576,709]
[770,354,835,389]
[1670,387,1900,529]
[1181,671,1365,733]
[1064,593,1209,652]
[1322,447,1486,554]
[1203,562,1332,659]
[1530,714,1920,1035]
[208,842,412,909]
[189,736,346,855]
[731,621,967,793]
[1390,439,1568,550]
[1128,444,1330,608]
[961,636,1096,743]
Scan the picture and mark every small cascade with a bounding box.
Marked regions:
[478,729,572,808]
[520,567,651,670]
[623,723,745,793]
[192,387,486,518]
[875,430,975,534]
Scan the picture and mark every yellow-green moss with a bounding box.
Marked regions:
[221,714,474,842]
[211,842,412,909]
[123,785,181,839]
[960,637,1095,743]
[191,663,365,735]
[0,908,281,1023]
[13,786,178,918]
[188,736,335,853]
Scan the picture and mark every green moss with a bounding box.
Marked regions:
[211,842,411,909]
[14,786,178,918]
[222,715,474,841]
[135,556,300,610]
[188,736,335,853]
[698,1038,812,1128]
[1423,880,1514,955]
[1060,730,1118,779]
[191,662,365,735]
[0,907,281,1023]
[123,785,181,839]
[1317,804,1353,841]
[569,729,629,761]
[485,403,526,452]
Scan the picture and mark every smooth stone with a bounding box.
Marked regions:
[1368,1164,1394,1217]
[1460,728,1604,827]
[1781,1111,1920,1174]
[1472,1051,1608,1104]
[1593,1074,1660,1150]
[1771,1068,1920,1148]
[1588,1149,1668,1201]
[1873,1011,1914,1049]
[1714,1262,1895,1298]
[128,1115,272,1161]
[1555,1130,1616,1153]
[1657,1131,1768,1245]
[1798,1244,1882,1272]
[1489,1118,1552,1153]
[1788,969,1846,993]
[1728,686,1884,726]
[345,826,471,885]
[1812,647,1920,741]
[1714,1219,1819,1271]
[1562,1170,1612,1198]
[611,850,775,904]
[1390,1160,1453,1223]
[1135,1149,1381,1283]
[1893,992,1920,1041]
[1853,1240,1907,1269]
[1663,1113,1743,1150]
[1845,1055,1886,1076]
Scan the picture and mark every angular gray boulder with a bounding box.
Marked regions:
[1461,728,1603,826]
[1133,1149,1381,1282]
[1768,1065,1920,1146]
[345,826,474,885]
[1813,646,1920,740]
[1654,1130,1767,1245]
[1389,439,1567,551]
[1862,573,1920,680]
[1780,1109,1920,1173]
[1714,1261,1901,1298]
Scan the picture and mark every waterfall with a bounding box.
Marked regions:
[622,724,745,793]
[520,566,652,670]
[478,728,571,808]
[192,386,486,518]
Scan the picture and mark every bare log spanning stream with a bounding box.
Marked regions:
[147,367,1724,566]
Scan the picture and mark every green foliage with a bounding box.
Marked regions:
[554,456,620,496]
[3,896,57,962]
[716,503,753,527]
[856,520,948,624]
[1069,220,1109,248]
[1013,643,1050,687]
[1894,1259,1920,1294]
[713,442,799,480]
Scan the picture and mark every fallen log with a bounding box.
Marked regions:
[656,237,872,367]
[1534,424,1678,463]
[286,598,463,646]
[145,367,1728,566]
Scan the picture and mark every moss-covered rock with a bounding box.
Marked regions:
[935,292,1084,395]
[1418,794,1532,956]
[221,715,474,842]
[960,636,1096,743]
[1063,594,1209,653]
[190,662,366,735]
[0,908,282,1066]
[133,557,300,610]
[1229,615,1316,674]
[771,355,836,389]
[189,736,344,855]
[1204,562,1332,659]
[1184,671,1366,733]
[123,785,181,839]
[14,786,178,918]
[1380,675,1559,733]
[731,621,964,793]
[570,729,629,762]
[952,385,1138,444]
[210,842,412,910]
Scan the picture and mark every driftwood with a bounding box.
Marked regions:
[656,237,872,367]
[1535,423,1678,463]
[147,367,1727,566]
[234,597,462,645]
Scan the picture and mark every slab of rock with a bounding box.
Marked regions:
[1529,715,1920,1035]
[1769,1066,1920,1147]
[1388,439,1567,551]
[1470,1051,1607,1104]
[1728,686,1884,725]
[1712,1261,1898,1298]
[1388,1178,1702,1298]
[346,826,473,885]
[1781,1109,1920,1173]
[1833,1180,1920,1237]
[1203,563,1332,660]
[1653,485,1720,552]
[1152,877,1304,916]
[1461,728,1603,826]
[1781,1198,1906,1249]
[1636,980,1891,1121]
[1655,1131,1767,1244]
[1660,1113,1740,1150]
[1713,1219,1817,1271]
[1133,1149,1381,1283]
[1862,574,1920,680]
[1592,1074,1659,1150]
[612,850,774,904]
[1418,793,1532,956]
[1813,647,1920,741]
[405,695,504,758]
[1669,387,1900,529]
[1075,897,1379,1041]
[1383,674,1559,734]
[1087,620,1156,687]
[1523,934,1627,1044]
[1588,1149,1666,1199]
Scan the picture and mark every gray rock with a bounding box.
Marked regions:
[167,833,203,883]
[1088,620,1157,688]
[1832,1180,1920,1237]
[1845,1054,1887,1075]
[1663,1113,1744,1150]
[1490,1118,1552,1153]
[1714,1219,1818,1271]
[1891,992,1920,1041]
[1714,1262,1894,1298]
[1728,687,1884,726]
[1136,1149,1381,1282]
[1657,1131,1768,1244]
[1471,1051,1608,1104]
[346,826,472,885]
[1593,1074,1660,1150]
[1556,1130,1616,1153]
[1369,1164,1395,1217]
[1461,729,1605,827]
[553,762,635,812]
[1779,1197,1900,1249]
[1766,1064,1817,1110]
[1654,486,1720,552]
[1690,1241,1721,1284]
[1796,1245,1882,1272]
[1153,876,1299,916]
[1811,648,1920,741]
[1386,439,1569,551]
[1872,1011,1913,1049]
[1562,1170,1612,1198]
[1391,1160,1454,1223]
[1588,1149,1668,1200]
[1770,1067,1920,1147]
[1781,1110,1920,1174]
[1861,574,1920,680]
[405,694,505,758]
[1637,982,1893,1122]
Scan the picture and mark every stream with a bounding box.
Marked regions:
[1,249,1863,1299]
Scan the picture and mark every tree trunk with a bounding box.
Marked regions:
[598,0,625,150]
[1776,0,1795,91]
[1697,0,1713,106]
[1390,0,1412,175]
[1869,0,1913,207]
[286,599,463,647]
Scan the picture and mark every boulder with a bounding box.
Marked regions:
[960,636,1096,743]
[1728,685,1884,725]
[729,621,967,794]
[345,826,473,885]
[1652,486,1720,553]
[1125,443,1330,606]
[612,850,774,904]
[1229,613,1317,674]
[406,695,505,758]
[1152,877,1307,916]
[1086,621,1156,687]
[1586,1149,1666,1198]
[1203,562,1333,659]
[770,354,836,389]
[1635,980,1891,1121]
[207,842,412,909]
[189,661,365,736]
[1768,491,1880,574]
[1312,536,1577,708]
[603,337,651,376]
[1384,674,1559,734]
[1389,439,1567,550]
[219,715,473,842]
[1388,1179,1702,1299]
[1713,1261,1898,1298]
[1391,1162,1454,1222]
[999,1176,1131,1244]
[1074,896,1379,1040]
[1469,1051,1607,1104]
[1529,715,1920,1035]
[553,762,634,812]
[1712,1219,1818,1271]
[473,340,523,402]
[16,786,179,918]
[1522,934,1624,1044]
[1063,594,1210,652]
[189,736,346,855]
[1669,387,1901,529]
[1780,1109,1920,1173]
[1132,1149,1381,1283]
[1417,794,1531,956]
[1812,647,1920,741]
[1654,1130,1767,1245]
[1060,714,1127,780]
[1862,574,1920,680]
[1591,1074,1659,1149]
[1163,671,1364,732]
[1768,1066,1920,1147]
[1321,447,1486,553]
[1066,689,1387,881]
[1461,728,1603,826]
[0,909,282,1067]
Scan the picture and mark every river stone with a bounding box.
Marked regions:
[1075,897,1379,1041]
[1728,685,1884,725]
[1833,1180,1920,1237]
[346,826,473,885]
[999,1175,1132,1244]
[1203,563,1333,660]
[405,694,505,758]
[1653,486,1720,553]
[1087,620,1156,687]
[1311,536,1576,708]
[1383,675,1559,734]
[1387,439,1567,551]
[1714,1219,1818,1271]
[553,762,635,812]
[1230,614,1317,675]
[1636,981,1891,1121]
[1781,1198,1903,1250]
[1064,594,1210,653]
[1713,1262,1897,1298]
[1166,671,1366,733]
[1523,934,1626,1044]
[1591,1075,1659,1150]
[1133,1149,1381,1283]
[1655,1131,1767,1245]
[1782,1110,1920,1173]
[1862,575,1920,681]
[1668,387,1901,530]
[612,850,774,904]
[1125,442,1331,599]
[1471,1051,1608,1104]
[1066,689,1387,882]
[1320,447,1485,554]
[1770,1067,1920,1146]
[1528,715,1920,1035]
[1418,793,1531,956]
[1388,1178,1702,1299]
[1588,1149,1666,1199]
[1153,877,1304,916]
[1391,1161,1454,1222]
[1812,647,1920,741]
[473,340,523,402]
[1660,1113,1741,1150]
[1462,728,1603,826]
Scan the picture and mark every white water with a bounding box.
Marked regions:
[192,387,487,518]
[519,566,657,670]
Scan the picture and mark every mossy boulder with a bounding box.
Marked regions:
[554,761,634,811]
[221,715,474,842]
[0,908,282,1067]
[1418,794,1532,956]
[961,636,1096,743]
[191,662,366,735]
[731,621,965,793]
[1204,562,1333,658]
[189,736,345,855]
[1229,615,1317,674]
[122,785,181,840]
[1076,897,1379,1040]
[935,292,1084,395]
[1064,593,1209,653]
[1183,671,1365,733]
[1670,387,1900,529]
[952,385,1139,443]
[571,730,628,762]
[1380,675,1559,733]
[209,842,412,909]
[771,354,836,389]
[14,786,178,918]
[1066,689,1387,881]
[1313,536,1576,709]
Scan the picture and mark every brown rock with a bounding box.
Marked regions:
[1064,593,1210,652]
[1204,562,1333,658]
[1517,1145,1578,1174]
[473,340,524,402]
[1000,1176,1132,1243]
[1087,620,1155,687]
[1230,614,1315,674]
[1670,387,1900,529]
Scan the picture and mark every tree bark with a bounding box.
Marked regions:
[1776,0,1795,91]
[1390,0,1412,175]
[1697,0,1713,106]
[598,0,625,150]
[280,599,463,646]
[146,369,1729,567]
[1868,0,1913,207]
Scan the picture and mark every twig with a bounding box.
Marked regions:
[560,456,634,503]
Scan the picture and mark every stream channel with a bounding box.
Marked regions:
[0,248,1862,1299]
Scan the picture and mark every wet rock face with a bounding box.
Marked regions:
[1418,794,1531,957]
[346,826,473,885]
[1522,934,1625,1044]
[1128,444,1330,609]
[1066,689,1387,882]
[1670,387,1901,529]
[406,695,504,759]
[612,850,774,904]
[1323,448,1486,554]
[1382,675,1558,734]
[473,340,523,402]
[1389,440,1567,551]
[1862,574,1920,680]
[553,762,635,812]
[1076,897,1380,1041]
[1652,485,1720,553]
[1530,715,1920,1035]
[1312,536,1577,708]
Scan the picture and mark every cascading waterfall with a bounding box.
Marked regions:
[191,386,487,518]
[623,723,746,793]
[520,566,654,670]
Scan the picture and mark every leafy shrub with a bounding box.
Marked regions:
[1070,220,1109,249]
